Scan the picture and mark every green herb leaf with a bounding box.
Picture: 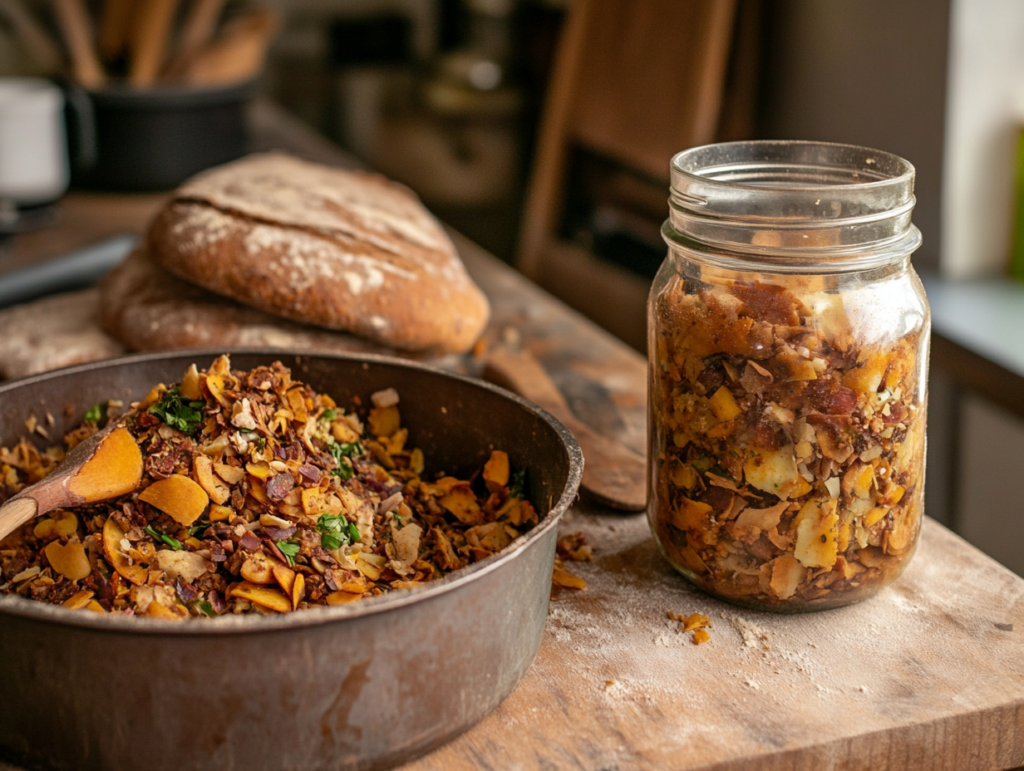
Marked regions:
[145,524,183,551]
[147,387,206,435]
[509,467,527,499]
[328,441,363,479]
[187,522,208,538]
[84,402,104,424]
[321,409,337,422]
[255,436,266,452]
[197,601,216,618]
[316,513,357,551]
[277,541,300,566]
[331,458,354,480]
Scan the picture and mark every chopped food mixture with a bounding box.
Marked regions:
[668,610,711,644]
[650,279,925,609]
[0,355,539,619]
[551,531,591,593]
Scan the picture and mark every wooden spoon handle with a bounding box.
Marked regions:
[98,0,135,61]
[484,346,647,512]
[129,0,180,86]
[0,497,39,543]
[0,0,63,72]
[51,0,106,88]
[164,0,227,78]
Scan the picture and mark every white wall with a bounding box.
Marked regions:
[941,0,1024,278]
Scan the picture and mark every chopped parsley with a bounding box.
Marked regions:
[148,387,205,435]
[197,601,217,618]
[321,409,337,422]
[145,524,183,551]
[254,436,266,452]
[316,514,360,551]
[84,402,105,424]
[329,441,364,480]
[186,522,208,538]
[277,541,300,566]
[509,467,527,499]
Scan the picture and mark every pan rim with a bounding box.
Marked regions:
[0,347,584,636]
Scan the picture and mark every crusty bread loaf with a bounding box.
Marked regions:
[145,153,490,354]
[0,289,125,379]
[99,248,407,356]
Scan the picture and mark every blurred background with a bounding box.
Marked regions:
[2,0,1024,576]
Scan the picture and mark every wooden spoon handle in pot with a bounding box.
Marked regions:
[129,0,180,86]
[483,346,647,512]
[0,425,143,542]
[51,0,106,88]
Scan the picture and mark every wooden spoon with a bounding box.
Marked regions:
[0,424,143,542]
[51,0,106,88]
[128,0,180,86]
[483,346,647,512]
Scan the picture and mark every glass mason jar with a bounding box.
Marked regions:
[648,141,929,612]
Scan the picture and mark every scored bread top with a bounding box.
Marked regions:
[146,153,490,354]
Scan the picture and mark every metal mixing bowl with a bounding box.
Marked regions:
[0,351,583,771]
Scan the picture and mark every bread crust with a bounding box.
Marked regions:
[146,153,490,354]
[99,248,413,356]
[0,289,124,379]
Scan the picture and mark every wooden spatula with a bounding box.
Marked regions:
[484,346,647,512]
[0,423,143,542]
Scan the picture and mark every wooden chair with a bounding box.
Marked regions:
[516,0,750,351]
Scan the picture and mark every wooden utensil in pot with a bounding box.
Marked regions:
[180,8,279,87]
[98,0,135,62]
[0,423,142,542]
[0,0,63,73]
[484,346,647,511]
[164,0,228,80]
[51,0,106,87]
[128,0,180,86]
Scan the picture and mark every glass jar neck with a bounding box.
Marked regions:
[664,140,922,274]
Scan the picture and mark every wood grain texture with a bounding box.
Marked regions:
[402,514,1024,771]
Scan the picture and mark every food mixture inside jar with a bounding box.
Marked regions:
[0,355,538,619]
[651,278,925,609]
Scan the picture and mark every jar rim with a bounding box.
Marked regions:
[670,140,915,202]
[666,140,920,264]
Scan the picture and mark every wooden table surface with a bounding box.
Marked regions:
[1,102,1023,771]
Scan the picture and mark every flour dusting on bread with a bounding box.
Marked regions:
[147,153,489,354]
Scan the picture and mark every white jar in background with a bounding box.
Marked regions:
[0,78,69,206]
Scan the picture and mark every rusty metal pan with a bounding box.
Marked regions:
[0,350,583,771]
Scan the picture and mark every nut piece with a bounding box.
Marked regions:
[102,517,150,585]
[241,552,275,584]
[194,455,231,505]
[139,475,210,526]
[179,364,203,400]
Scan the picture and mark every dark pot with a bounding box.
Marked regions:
[66,81,254,192]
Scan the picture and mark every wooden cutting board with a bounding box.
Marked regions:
[404,513,1024,771]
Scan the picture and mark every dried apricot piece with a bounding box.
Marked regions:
[139,475,210,526]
